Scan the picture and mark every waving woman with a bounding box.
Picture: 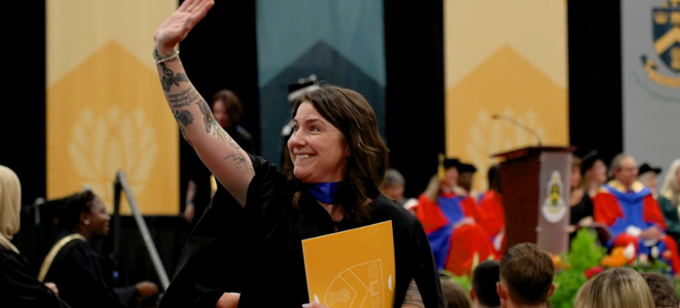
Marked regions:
[152,1,443,307]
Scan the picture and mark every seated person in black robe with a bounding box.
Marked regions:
[149,4,444,307]
[38,190,159,308]
[0,165,71,308]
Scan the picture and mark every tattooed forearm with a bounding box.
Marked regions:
[225,151,255,174]
[402,280,424,308]
[167,88,201,108]
[195,98,213,133]
[160,63,189,92]
[173,109,194,126]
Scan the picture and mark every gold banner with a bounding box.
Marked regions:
[47,0,179,214]
[644,58,680,88]
[444,0,569,192]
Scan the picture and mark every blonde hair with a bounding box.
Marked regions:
[660,158,680,207]
[573,268,655,308]
[0,165,21,254]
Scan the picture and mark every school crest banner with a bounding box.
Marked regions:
[622,0,680,181]
[47,0,179,214]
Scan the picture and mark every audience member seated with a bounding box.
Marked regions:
[440,278,471,308]
[477,164,505,252]
[497,243,554,308]
[0,165,71,308]
[38,190,159,308]
[640,273,679,308]
[593,154,680,273]
[470,260,500,308]
[569,155,594,237]
[658,158,680,249]
[382,168,418,214]
[415,158,496,275]
[638,163,663,198]
[581,150,608,199]
[574,267,655,308]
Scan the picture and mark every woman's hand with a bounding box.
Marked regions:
[44,282,59,297]
[153,0,215,56]
[216,292,240,308]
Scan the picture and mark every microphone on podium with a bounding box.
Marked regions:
[492,114,542,146]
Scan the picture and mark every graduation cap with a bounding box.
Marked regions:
[580,150,602,175]
[638,163,662,176]
[436,154,461,180]
[287,75,320,103]
[458,163,477,173]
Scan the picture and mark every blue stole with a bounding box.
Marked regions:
[308,182,340,204]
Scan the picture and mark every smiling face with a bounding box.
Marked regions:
[287,102,349,183]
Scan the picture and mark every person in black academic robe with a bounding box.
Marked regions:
[1,165,72,308]
[39,191,159,308]
[152,3,443,307]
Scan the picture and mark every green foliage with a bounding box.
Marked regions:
[568,229,607,272]
[550,229,605,308]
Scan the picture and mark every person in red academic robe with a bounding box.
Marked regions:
[415,158,496,276]
[477,164,505,252]
[593,154,680,273]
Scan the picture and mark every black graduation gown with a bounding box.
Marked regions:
[158,154,444,308]
[0,245,71,308]
[42,235,138,308]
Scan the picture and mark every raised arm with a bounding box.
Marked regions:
[153,0,254,206]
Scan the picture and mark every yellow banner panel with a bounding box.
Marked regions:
[47,1,178,214]
[444,0,569,193]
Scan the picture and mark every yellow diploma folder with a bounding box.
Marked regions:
[302,221,396,308]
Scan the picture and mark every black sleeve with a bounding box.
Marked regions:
[113,286,139,308]
[158,154,286,308]
[56,244,128,308]
[0,248,72,308]
[411,221,445,308]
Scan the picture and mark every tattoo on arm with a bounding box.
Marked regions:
[402,279,425,308]
[167,88,200,108]
[224,150,253,174]
[160,63,189,92]
[195,99,213,134]
[173,109,194,137]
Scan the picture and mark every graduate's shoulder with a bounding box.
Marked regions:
[369,193,418,231]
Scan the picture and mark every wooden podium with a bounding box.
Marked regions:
[492,146,575,255]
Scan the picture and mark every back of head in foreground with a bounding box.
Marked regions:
[498,243,555,307]
[574,267,655,308]
[640,272,679,308]
[472,260,501,308]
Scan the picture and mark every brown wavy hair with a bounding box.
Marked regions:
[210,89,244,128]
[283,85,389,223]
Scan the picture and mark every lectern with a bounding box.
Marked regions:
[492,146,575,255]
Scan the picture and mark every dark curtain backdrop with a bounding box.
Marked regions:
[567,1,624,163]
[383,0,446,199]
[3,0,625,293]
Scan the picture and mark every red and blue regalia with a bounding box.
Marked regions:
[415,191,496,276]
[594,180,680,273]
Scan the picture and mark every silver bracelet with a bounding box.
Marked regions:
[152,49,179,64]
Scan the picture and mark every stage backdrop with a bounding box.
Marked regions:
[256,0,386,165]
[444,0,569,192]
[622,0,680,181]
[47,0,179,214]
